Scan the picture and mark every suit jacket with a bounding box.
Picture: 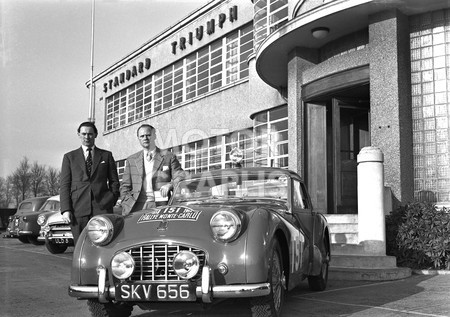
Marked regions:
[60,147,120,217]
[120,147,185,215]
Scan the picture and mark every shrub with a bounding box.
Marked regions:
[386,202,450,270]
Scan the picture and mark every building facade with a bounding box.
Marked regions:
[91,0,450,215]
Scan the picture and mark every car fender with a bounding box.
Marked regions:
[309,213,330,276]
[244,208,292,284]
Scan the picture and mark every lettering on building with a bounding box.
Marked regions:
[171,5,238,55]
[103,58,151,93]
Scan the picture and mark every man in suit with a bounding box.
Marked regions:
[60,121,120,244]
[120,124,185,215]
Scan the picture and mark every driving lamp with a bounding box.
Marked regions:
[87,216,114,246]
[37,214,47,226]
[173,251,200,279]
[111,251,135,279]
[210,210,241,242]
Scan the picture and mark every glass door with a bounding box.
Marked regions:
[306,98,370,214]
[331,98,370,214]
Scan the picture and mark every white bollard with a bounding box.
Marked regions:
[357,146,386,255]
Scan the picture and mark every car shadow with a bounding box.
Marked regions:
[130,274,442,317]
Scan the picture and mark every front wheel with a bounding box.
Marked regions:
[87,299,133,317]
[250,240,286,317]
[18,236,29,244]
[28,236,44,245]
[45,241,68,254]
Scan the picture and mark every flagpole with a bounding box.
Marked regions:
[88,0,95,123]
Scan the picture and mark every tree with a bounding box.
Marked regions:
[3,177,13,207]
[0,158,61,207]
[0,177,6,207]
[46,167,60,196]
[11,157,32,202]
[10,173,22,206]
[30,161,47,197]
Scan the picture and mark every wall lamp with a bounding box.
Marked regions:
[311,27,330,39]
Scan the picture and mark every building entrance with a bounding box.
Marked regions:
[305,85,370,214]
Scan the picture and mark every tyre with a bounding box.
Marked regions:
[87,299,133,317]
[250,240,286,317]
[45,242,68,254]
[308,244,330,291]
[28,236,44,245]
[18,236,29,243]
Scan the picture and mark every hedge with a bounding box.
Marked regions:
[386,202,450,270]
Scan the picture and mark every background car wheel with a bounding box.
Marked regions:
[45,242,68,254]
[250,240,286,317]
[18,236,29,244]
[308,246,330,291]
[28,236,44,245]
[87,299,133,317]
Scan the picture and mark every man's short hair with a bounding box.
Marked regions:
[78,121,98,135]
[137,124,154,137]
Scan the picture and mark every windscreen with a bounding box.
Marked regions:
[172,171,289,203]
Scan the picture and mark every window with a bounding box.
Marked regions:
[164,112,289,174]
[167,106,289,173]
[410,11,450,204]
[105,24,253,132]
[19,202,32,210]
[165,106,288,173]
[254,105,288,168]
[293,180,310,209]
[116,159,126,183]
[253,0,288,49]
[224,129,253,168]
[167,128,254,174]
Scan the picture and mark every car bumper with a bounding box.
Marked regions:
[39,225,73,242]
[69,265,270,303]
[7,228,32,237]
[38,232,73,243]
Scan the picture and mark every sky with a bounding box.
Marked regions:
[0,0,209,178]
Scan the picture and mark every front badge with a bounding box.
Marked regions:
[137,206,202,224]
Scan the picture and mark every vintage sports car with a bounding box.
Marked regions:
[37,195,74,254]
[69,168,330,317]
[5,196,50,244]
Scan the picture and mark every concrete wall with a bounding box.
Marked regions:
[369,10,414,207]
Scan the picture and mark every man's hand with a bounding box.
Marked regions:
[160,184,173,197]
[61,211,72,224]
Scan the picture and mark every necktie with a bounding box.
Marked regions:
[86,147,93,177]
[146,151,152,162]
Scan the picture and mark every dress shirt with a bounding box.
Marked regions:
[81,145,95,160]
[142,149,156,201]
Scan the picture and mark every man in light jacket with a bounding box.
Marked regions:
[120,124,185,215]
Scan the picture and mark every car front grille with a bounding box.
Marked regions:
[49,224,71,231]
[126,244,206,282]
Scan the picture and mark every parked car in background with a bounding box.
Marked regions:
[37,195,74,254]
[69,167,330,317]
[5,196,50,244]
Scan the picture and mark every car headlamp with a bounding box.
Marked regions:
[37,214,47,226]
[87,216,114,246]
[111,251,135,280]
[173,251,200,279]
[210,210,241,242]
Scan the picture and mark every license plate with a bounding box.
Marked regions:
[116,282,196,301]
[53,238,70,244]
